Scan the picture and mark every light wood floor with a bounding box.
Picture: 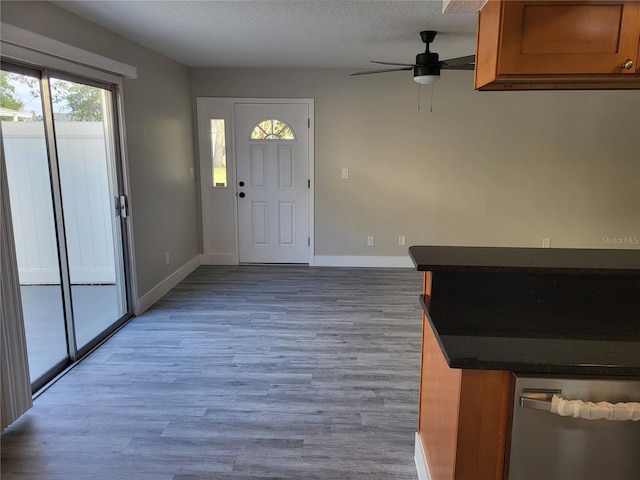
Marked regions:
[1,266,423,479]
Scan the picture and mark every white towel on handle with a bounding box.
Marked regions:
[551,394,640,421]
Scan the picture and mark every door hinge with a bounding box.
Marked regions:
[308,179,310,189]
[308,118,310,128]
[308,237,310,246]
[115,195,128,218]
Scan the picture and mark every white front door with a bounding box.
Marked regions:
[235,103,310,263]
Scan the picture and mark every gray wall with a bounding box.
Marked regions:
[3,0,638,294]
[191,68,640,255]
[1,1,199,297]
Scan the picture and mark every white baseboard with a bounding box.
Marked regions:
[415,432,431,480]
[135,255,202,315]
[201,253,238,265]
[199,254,413,268]
[313,255,414,268]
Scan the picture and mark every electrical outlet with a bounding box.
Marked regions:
[542,238,551,248]
[165,252,170,265]
[342,168,349,179]
[398,235,406,246]
[367,236,375,247]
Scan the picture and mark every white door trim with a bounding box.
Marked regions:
[196,98,315,266]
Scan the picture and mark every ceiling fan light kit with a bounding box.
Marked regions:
[413,64,441,84]
[351,30,475,84]
[414,74,439,85]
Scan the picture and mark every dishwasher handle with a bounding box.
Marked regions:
[520,389,560,412]
[520,389,640,421]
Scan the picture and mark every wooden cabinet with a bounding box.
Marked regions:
[475,0,640,90]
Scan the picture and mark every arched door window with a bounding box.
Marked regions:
[250,119,295,140]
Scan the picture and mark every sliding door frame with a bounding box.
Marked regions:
[1,58,136,393]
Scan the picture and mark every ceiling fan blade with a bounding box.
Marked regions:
[442,64,475,71]
[350,67,413,76]
[370,60,416,67]
[441,55,476,69]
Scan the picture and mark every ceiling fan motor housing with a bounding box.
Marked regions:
[414,51,441,77]
[416,51,439,66]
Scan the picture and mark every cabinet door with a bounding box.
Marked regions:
[498,1,640,75]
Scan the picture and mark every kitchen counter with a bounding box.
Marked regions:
[409,246,640,377]
[410,246,640,480]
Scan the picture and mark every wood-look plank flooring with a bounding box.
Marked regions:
[1,266,423,479]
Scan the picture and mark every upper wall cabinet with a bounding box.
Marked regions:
[474,0,640,90]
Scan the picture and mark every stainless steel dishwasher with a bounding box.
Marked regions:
[508,375,640,480]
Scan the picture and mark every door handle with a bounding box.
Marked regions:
[238,192,245,198]
[115,195,128,218]
[239,181,245,187]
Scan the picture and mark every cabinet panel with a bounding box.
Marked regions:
[500,2,639,75]
[419,312,462,480]
[519,5,623,55]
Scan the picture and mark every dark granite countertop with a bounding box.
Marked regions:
[409,245,640,274]
[409,246,640,377]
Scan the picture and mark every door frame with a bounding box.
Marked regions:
[197,98,315,266]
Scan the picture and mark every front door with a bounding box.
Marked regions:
[235,103,309,263]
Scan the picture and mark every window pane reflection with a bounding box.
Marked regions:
[211,119,227,187]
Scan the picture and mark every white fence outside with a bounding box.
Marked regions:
[3,121,116,285]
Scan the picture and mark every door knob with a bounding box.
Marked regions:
[239,192,245,198]
[239,181,245,187]
[622,59,634,70]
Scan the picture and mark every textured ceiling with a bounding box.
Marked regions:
[53,0,479,69]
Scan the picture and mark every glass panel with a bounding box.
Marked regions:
[1,69,69,381]
[50,77,127,350]
[250,119,295,140]
[210,119,227,187]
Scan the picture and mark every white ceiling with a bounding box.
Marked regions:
[53,0,480,70]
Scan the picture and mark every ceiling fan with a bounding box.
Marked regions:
[351,30,475,84]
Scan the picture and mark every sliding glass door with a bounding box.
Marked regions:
[1,62,131,390]
[49,76,128,350]
[2,67,69,382]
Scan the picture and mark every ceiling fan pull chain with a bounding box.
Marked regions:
[417,83,435,113]
[430,83,434,113]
